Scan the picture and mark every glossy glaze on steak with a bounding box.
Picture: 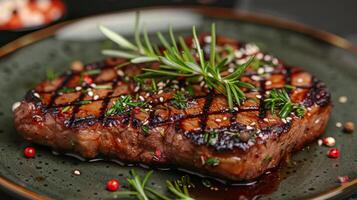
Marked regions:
[13,36,331,181]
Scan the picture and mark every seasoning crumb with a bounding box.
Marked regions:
[317,139,323,146]
[93,95,99,100]
[343,121,354,133]
[335,122,342,128]
[338,96,348,103]
[215,118,222,123]
[337,176,350,184]
[73,169,81,176]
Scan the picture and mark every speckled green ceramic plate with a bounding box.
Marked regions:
[0,7,356,200]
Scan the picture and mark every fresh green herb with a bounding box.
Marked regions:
[263,155,272,163]
[100,14,255,109]
[94,85,112,90]
[284,84,296,90]
[141,125,150,136]
[204,131,218,146]
[112,170,194,200]
[171,91,188,109]
[115,61,131,69]
[166,179,194,200]
[58,87,76,93]
[46,68,58,81]
[76,100,92,105]
[205,157,220,167]
[264,89,305,118]
[106,95,146,116]
[150,79,157,92]
[82,69,101,75]
[61,106,72,113]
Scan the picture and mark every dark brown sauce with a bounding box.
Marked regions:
[51,150,282,200]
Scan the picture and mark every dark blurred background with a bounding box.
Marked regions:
[1,0,357,47]
[0,0,356,199]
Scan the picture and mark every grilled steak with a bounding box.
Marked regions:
[13,36,331,181]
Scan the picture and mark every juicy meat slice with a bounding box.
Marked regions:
[13,39,331,181]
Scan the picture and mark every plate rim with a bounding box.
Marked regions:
[0,5,356,200]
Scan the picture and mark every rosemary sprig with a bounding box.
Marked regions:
[99,14,255,109]
[112,170,194,200]
[105,95,146,116]
[264,89,305,118]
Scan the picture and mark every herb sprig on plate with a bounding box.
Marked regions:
[99,13,255,108]
[112,169,194,200]
[264,89,305,118]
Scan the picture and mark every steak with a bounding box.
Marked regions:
[13,36,331,181]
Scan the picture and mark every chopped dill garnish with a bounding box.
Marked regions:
[82,69,101,75]
[58,87,76,93]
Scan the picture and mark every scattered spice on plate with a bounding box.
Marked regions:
[338,96,348,103]
[73,169,81,176]
[322,137,336,147]
[337,176,350,184]
[335,122,342,128]
[24,147,36,158]
[106,179,120,191]
[327,148,340,158]
[343,121,354,133]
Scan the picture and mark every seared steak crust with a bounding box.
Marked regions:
[14,38,331,181]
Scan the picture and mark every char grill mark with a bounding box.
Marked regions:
[26,57,329,151]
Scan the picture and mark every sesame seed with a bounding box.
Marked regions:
[315,119,320,124]
[317,139,323,146]
[159,97,164,102]
[134,86,140,92]
[246,125,253,130]
[73,169,81,176]
[256,94,262,99]
[139,96,145,101]
[251,75,261,81]
[234,50,243,58]
[297,78,303,83]
[33,92,40,98]
[75,86,82,91]
[338,96,348,103]
[93,95,99,100]
[272,58,279,65]
[336,122,342,128]
[200,81,205,87]
[257,68,264,74]
[88,91,94,97]
[116,69,124,76]
[228,68,234,73]
[256,53,264,60]
[143,120,149,125]
[264,66,274,73]
[215,118,222,122]
[223,117,228,120]
[233,107,239,111]
[264,55,272,61]
[158,90,163,94]
[263,118,269,122]
[204,36,212,43]
[266,81,272,86]
[12,102,21,111]
[90,83,96,88]
[282,118,287,124]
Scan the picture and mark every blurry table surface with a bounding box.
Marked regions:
[0,0,356,199]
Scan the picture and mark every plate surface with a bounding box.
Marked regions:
[0,7,356,200]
